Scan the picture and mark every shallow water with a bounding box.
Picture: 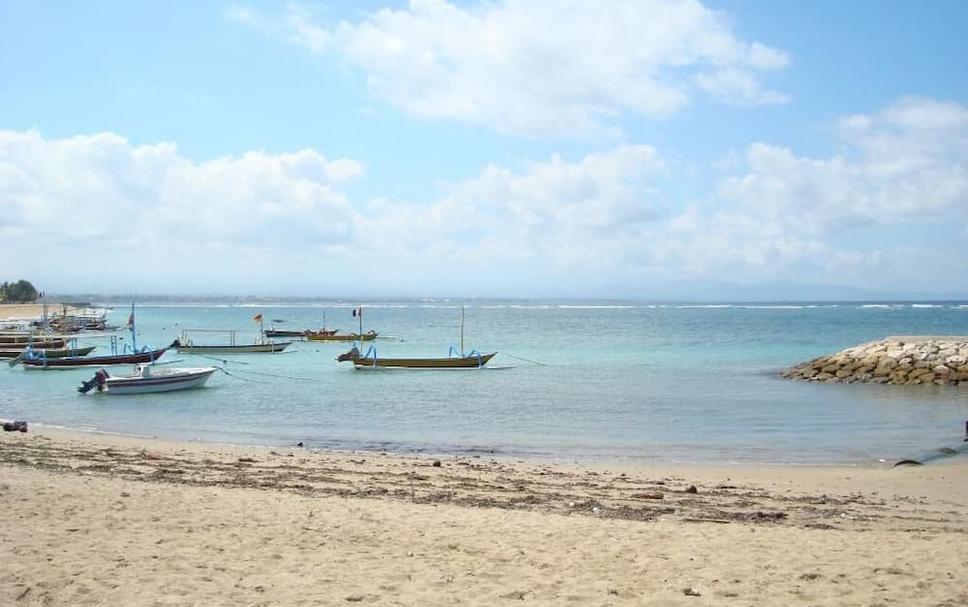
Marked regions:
[2,300,967,464]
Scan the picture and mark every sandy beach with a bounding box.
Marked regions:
[1,428,965,606]
[0,304,46,322]
[0,303,85,324]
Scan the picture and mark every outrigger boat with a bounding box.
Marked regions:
[17,343,173,368]
[175,327,291,354]
[263,328,339,338]
[336,305,494,369]
[264,328,312,338]
[265,311,342,339]
[13,304,172,369]
[78,364,217,395]
[338,346,495,369]
[176,340,291,354]
[0,333,68,346]
[307,330,378,342]
[0,337,67,349]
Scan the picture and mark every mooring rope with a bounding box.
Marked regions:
[216,367,270,384]
[500,352,551,366]
[227,368,316,382]
[190,353,253,365]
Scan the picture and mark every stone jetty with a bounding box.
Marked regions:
[781,336,968,386]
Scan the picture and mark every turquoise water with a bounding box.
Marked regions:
[2,300,967,464]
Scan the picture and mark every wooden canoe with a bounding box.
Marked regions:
[19,343,174,369]
[0,345,96,359]
[307,330,378,342]
[0,338,67,349]
[175,341,292,354]
[343,351,496,369]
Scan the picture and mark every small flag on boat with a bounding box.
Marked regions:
[126,313,134,328]
[352,307,362,317]
[253,313,263,322]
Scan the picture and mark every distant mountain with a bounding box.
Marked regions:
[42,279,968,305]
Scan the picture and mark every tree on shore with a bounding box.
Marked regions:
[0,280,40,303]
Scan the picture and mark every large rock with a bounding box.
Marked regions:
[781,336,968,386]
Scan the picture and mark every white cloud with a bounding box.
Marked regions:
[0,130,363,291]
[3,97,965,296]
[225,4,330,54]
[357,145,665,267]
[719,97,968,234]
[229,0,789,136]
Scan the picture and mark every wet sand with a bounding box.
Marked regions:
[1,427,966,606]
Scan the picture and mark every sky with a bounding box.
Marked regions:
[1,0,966,300]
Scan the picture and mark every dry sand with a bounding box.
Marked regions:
[0,304,46,322]
[1,428,966,606]
[0,304,83,323]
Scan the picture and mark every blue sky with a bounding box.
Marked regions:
[1,0,966,299]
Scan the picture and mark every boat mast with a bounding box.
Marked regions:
[129,302,137,352]
[460,304,464,356]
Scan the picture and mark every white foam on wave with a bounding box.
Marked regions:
[557,305,637,309]
[740,305,805,309]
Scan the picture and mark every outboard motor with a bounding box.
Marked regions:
[78,369,110,394]
[336,346,360,362]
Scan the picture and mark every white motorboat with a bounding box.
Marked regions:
[79,364,217,395]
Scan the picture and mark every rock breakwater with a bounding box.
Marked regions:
[781,336,968,386]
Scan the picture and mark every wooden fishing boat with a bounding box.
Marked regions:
[336,306,493,369]
[265,329,307,338]
[0,333,68,346]
[18,342,175,369]
[0,345,96,359]
[78,364,217,395]
[307,330,378,342]
[175,341,291,354]
[175,329,291,354]
[337,346,495,369]
[0,338,67,349]
[263,328,338,338]
[15,304,170,369]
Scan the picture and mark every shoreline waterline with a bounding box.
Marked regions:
[3,423,967,605]
[8,422,967,471]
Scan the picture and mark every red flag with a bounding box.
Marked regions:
[253,313,263,322]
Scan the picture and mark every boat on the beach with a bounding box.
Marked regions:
[78,364,217,395]
[0,337,67,349]
[175,328,291,354]
[46,305,111,332]
[0,345,96,359]
[0,333,69,346]
[336,306,494,369]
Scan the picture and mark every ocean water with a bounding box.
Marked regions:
[2,300,967,465]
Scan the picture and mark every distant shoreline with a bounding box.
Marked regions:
[0,302,85,321]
